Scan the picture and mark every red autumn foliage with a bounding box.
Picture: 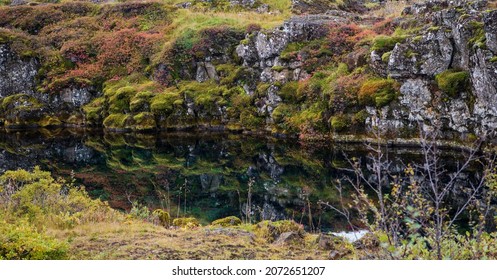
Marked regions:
[327,23,364,55]
[372,17,396,35]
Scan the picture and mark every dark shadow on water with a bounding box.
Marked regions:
[0,128,483,232]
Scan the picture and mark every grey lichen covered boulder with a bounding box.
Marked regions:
[0,44,38,98]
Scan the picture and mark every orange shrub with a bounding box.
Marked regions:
[358,78,399,107]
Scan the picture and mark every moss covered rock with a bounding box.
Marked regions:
[131,112,156,131]
[435,69,470,97]
[0,94,46,127]
[103,113,131,131]
[211,216,242,227]
[330,115,349,132]
[107,86,136,114]
[150,92,183,115]
[152,209,170,227]
[83,97,105,126]
[38,116,62,127]
[130,91,155,113]
[172,217,200,228]
[254,220,304,242]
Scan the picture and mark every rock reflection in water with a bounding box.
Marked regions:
[0,128,481,231]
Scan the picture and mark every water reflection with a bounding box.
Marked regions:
[0,128,479,231]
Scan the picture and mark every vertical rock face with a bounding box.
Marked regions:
[59,87,96,108]
[0,44,38,98]
[485,11,497,54]
[368,0,497,137]
[196,61,219,82]
[235,14,350,122]
[0,43,100,127]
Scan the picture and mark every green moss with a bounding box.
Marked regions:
[172,217,200,228]
[371,35,406,53]
[131,112,156,131]
[211,216,242,227]
[0,94,42,111]
[150,92,183,115]
[38,116,62,127]
[0,94,45,127]
[257,83,271,94]
[469,21,487,49]
[405,50,418,58]
[152,209,170,227]
[271,104,292,124]
[279,81,299,102]
[240,38,249,45]
[435,69,470,97]
[381,51,392,63]
[412,36,423,43]
[330,115,349,132]
[107,86,137,114]
[176,81,230,122]
[240,110,263,129]
[352,110,369,126]
[271,65,286,72]
[216,64,249,86]
[358,79,399,107]
[254,220,304,242]
[66,114,84,125]
[490,56,497,63]
[459,14,471,21]
[83,97,105,125]
[130,91,155,113]
[103,113,131,130]
[280,42,304,60]
[427,26,440,32]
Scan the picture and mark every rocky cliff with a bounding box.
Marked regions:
[0,0,496,142]
[372,0,497,138]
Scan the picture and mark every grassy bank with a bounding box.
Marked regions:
[0,167,347,260]
[3,165,497,260]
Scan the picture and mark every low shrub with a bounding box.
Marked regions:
[0,167,119,229]
[0,219,68,260]
[358,78,399,107]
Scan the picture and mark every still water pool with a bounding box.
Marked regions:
[0,129,478,231]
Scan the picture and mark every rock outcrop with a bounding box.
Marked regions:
[0,44,38,98]
[0,0,496,141]
[368,0,497,138]
[0,43,100,127]
[235,14,350,117]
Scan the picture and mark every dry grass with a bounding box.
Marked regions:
[155,4,291,63]
[48,221,332,260]
[369,0,425,18]
[164,8,289,41]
